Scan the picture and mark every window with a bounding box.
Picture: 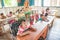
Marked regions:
[4,0,18,7]
[34,0,42,6]
[51,0,57,6]
[57,0,60,6]
[44,0,60,6]
[44,0,51,6]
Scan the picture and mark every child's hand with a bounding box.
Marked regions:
[30,27,37,32]
[19,31,31,36]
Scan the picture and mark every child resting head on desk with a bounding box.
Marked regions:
[39,14,49,22]
[17,19,36,36]
[45,7,50,17]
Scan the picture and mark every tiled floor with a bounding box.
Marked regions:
[46,18,60,40]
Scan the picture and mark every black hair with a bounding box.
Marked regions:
[46,7,49,11]
[45,13,48,17]
[10,11,12,14]
[40,14,43,17]
[17,9,19,11]
[25,14,28,16]
[0,13,3,15]
[19,19,26,25]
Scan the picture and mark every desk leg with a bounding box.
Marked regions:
[38,26,48,40]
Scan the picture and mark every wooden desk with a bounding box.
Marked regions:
[17,21,48,40]
[16,16,55,40]
[47,16,55,28]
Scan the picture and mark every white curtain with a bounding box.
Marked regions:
[34,0,41,6]
[44,0,50,6]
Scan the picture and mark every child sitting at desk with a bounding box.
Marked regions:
[17,19,36,36]
[7,11,13,17]
[45,7,50,17]
[39,14,49,22]
[17,19,30,36]
[0,13,6,19]
[35,11,39,22]
[30,13,34,25]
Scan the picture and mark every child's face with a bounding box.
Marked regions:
[46,10,49,12]
[21,21,26,25]
[25,14,29,18]
[21,21,27,28]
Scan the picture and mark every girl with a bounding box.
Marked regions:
[17,19,31,36]
[17,19,36,36]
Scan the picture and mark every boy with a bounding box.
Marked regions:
[39,14,47,21]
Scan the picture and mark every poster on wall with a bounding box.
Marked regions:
[17,0,21,3]
[29,0,34,6]
[18,0,25,6]
[18,0,34,6]
[4,0,18,7]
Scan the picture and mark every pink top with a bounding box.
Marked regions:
[9,19,15,24]
[17,25,31,34]
[35,14,39,20]
[7,14,12,17]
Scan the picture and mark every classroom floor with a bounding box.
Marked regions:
[46,17,60,40]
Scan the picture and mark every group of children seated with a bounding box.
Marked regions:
[39,7,50,22]
[0,7,50,37]
[0,11,13,19]
[17,7,50,36]
[17,19,36,36]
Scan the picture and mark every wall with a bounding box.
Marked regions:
[18,0,34,6]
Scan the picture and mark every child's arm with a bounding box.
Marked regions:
[29,26,36,32]
[19,31,30,36]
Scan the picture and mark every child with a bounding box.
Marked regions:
[41,8,45,15]
[0,13,6,19]
[17,19,30,36]
[8,18,16,24]
[30,13,34,25]
[17,19,36,36]
[39,14,46,21]
[7,11,13,17]
[35,11,39,22]
[25,14,30,24]
[39,14,49,22]
[45,7,50,17]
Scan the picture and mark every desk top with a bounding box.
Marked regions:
[46,16,55,24]
[17,21,48,40]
